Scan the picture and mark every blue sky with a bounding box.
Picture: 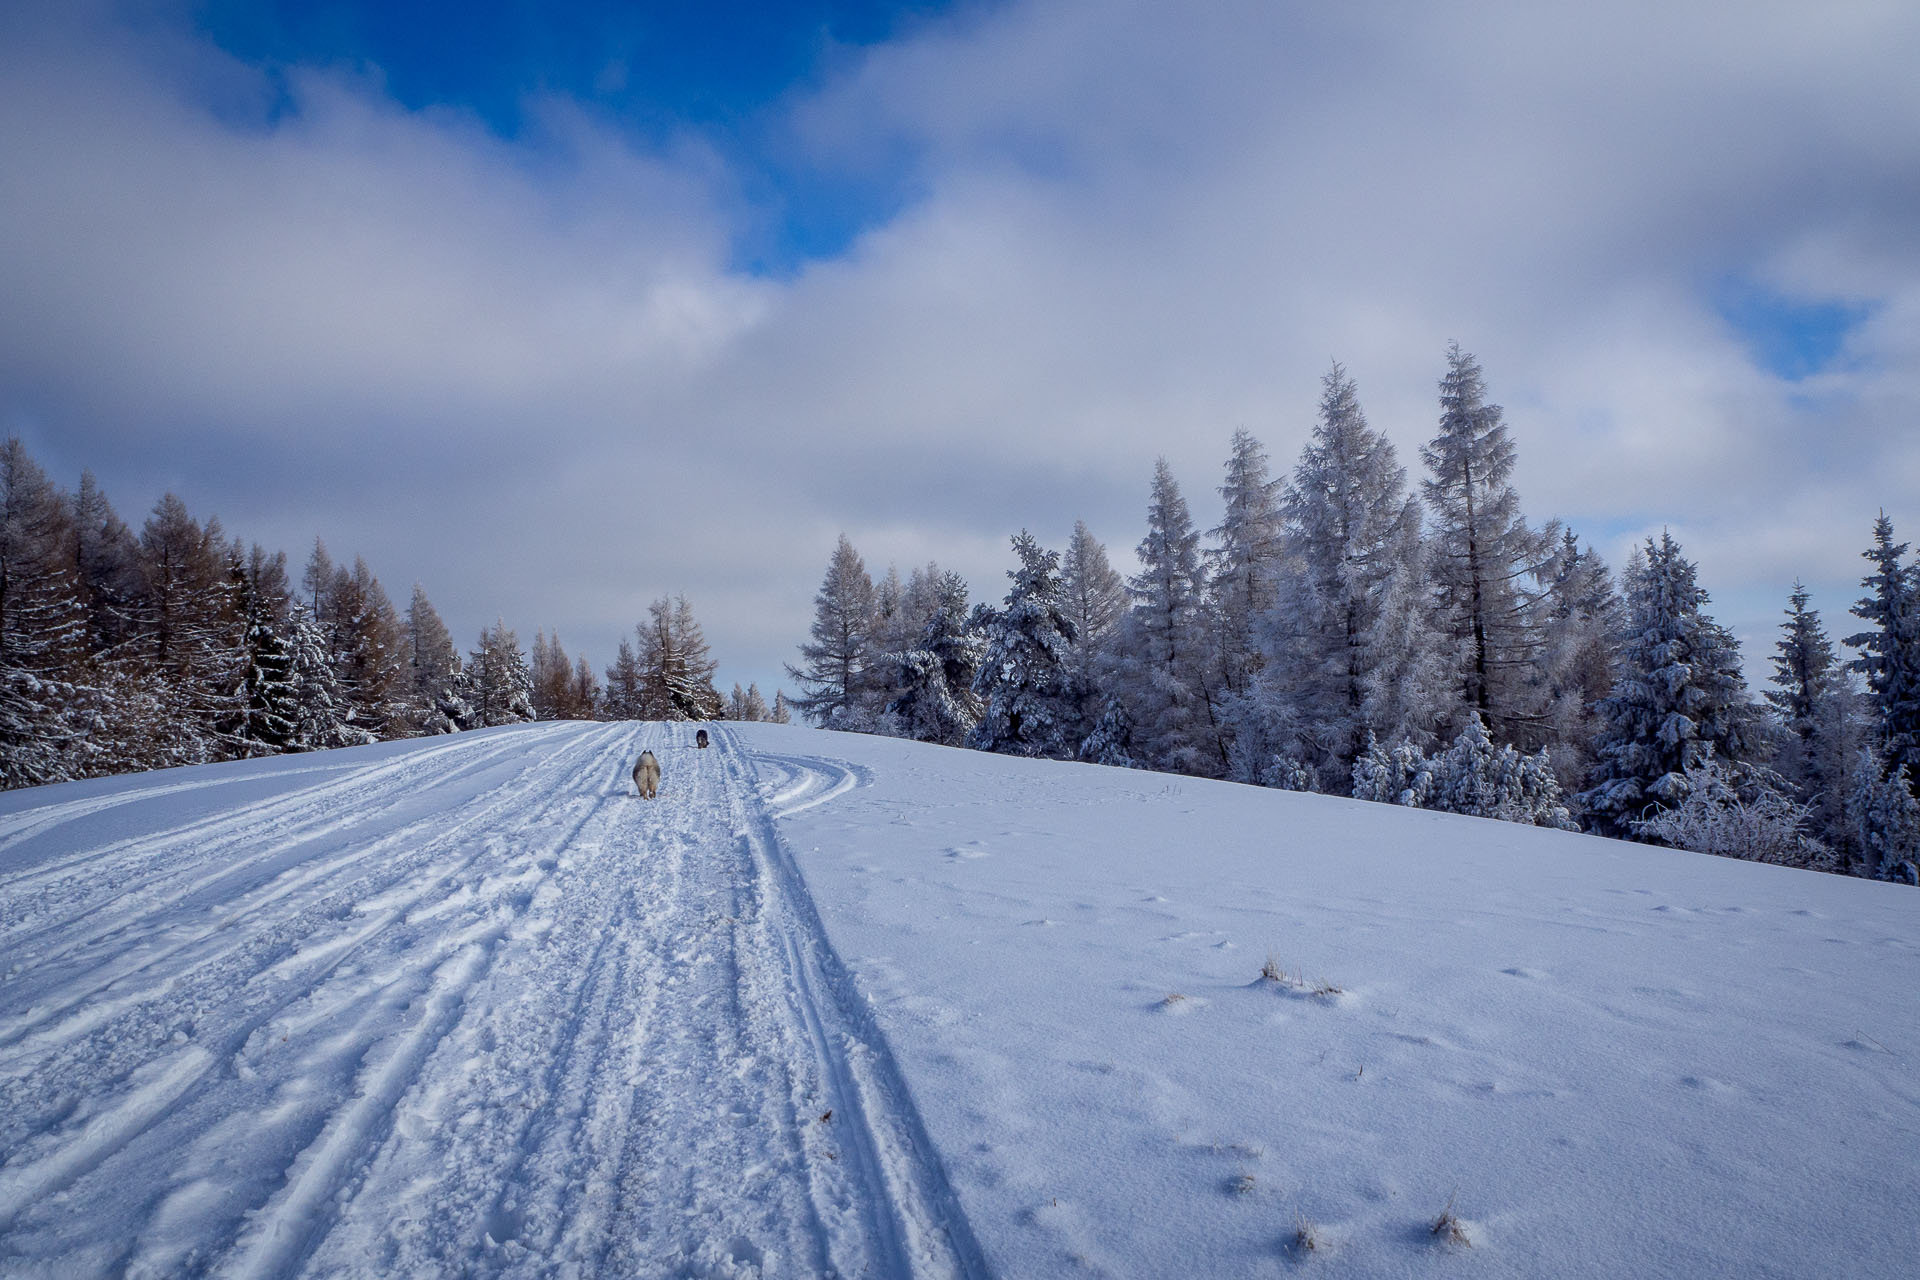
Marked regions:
[192,0,966,271]
[3,1,1917,699]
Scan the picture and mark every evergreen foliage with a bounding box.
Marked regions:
[969,532,1079,757]
[1633,752,1833,869]
[1113,460,1223,775]
[887,569,984,746]
[1845,514,1920,794]
[1236,364,1449,788]
[1579,533,1767,837]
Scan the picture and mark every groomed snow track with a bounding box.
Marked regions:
[0,723,987,1279]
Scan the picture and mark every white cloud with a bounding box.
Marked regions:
[3,0,1917,696]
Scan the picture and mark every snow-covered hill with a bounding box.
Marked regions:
[1,723,1914,1278]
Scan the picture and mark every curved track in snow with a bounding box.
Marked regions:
[0,723,985,1279]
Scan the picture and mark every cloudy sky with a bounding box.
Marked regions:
[4,0,1916,699]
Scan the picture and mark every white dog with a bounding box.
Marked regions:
[632,751,660,799]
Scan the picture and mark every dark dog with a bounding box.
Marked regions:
[695,729,710,749]
[632,750,660,799]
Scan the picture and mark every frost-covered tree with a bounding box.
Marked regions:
[602,636,646,720]
[726,681,772,721]
[1207,429,1285,703]
[1845,514,1920,794]
[1537,530,1623,795]
[1421,344,1559,746]
[970,532,1079,757]
[0,438,89,787]
[1236,366,1449,789]
[1767,582,1860,858]
[1580,533,1767,837]
[287,601,364,748]
[135,494,245,763]
[640,595,724,721]
[1631,752,1832,869]
[468,619,535,727]
[1059,520,1128,742]
[887,569,984,746]
[771,690,793,724]
[1848,750,1920,884]
[328,557,405,739]
[402,585,466,734]
[786,535,877,727]
[233,550,297,757]
[1351,717,1575,829]
[1077,695,1137,768]
[1112,460,1223,774]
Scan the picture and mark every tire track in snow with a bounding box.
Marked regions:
[720,732,991,1280]
[0,725,616,1067]
[0,724,635,1262]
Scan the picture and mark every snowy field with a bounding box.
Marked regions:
[1,723,1915,1278]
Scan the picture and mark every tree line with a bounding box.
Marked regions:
[786,346,1920,884]
[0,438,785,789]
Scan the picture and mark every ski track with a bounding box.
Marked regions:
[0,724,988,1280]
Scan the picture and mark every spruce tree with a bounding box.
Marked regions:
[1768,581,1859,857]
[468,620,535,727]
[888,569,984,746]
[969,532,1078,757]
[1845,514,1920,794]
[1113,459,1222,775]
[1537,530,1623,795]
[1421,344,1559,746]
[786,535,877,727]
[287,601,362,748]
[1580,533,1767,836]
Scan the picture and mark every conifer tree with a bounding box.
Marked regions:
[639,595,723,721]
[1845,514,1920,794]
[0,438,89,786]
[1237,366,1448,788]
[1848,750,1920,884]
[1421,344,1560,746]
[1207,429,1284,703]
[970,532,1079,757]
[771,690,793,724]
[566,654,600,719]
[603,637,647,720]
[135,494,245,763]
[1768,581,1860,858]
[786,535,877,727]
[1537,530,1623,795]
[403,585,466,734]
[287,601,362,748]
[1580,533,1767,836]
[468,619,535,727]
[329,557,405,739]
[1060,520,1128,742]
[740,682,771,721]
[887,569,984,746]
[1113,460,1222,774]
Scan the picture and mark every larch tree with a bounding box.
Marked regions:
[785,534,877,728]
[403,584,466,734]
[1238,366,1448,789]
[0,438,89,787]
[1421,343,1560,747]
[1059,520,1128,744]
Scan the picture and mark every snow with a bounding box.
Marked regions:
[2,723,1916,1278]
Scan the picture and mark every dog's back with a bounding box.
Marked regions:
[632,750,661,799]
[695,729,709,749]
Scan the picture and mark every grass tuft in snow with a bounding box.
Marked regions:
[1292,1214,1326,1254]
[1258,955,1343,999]
[1431,1192,1471,1248]
[1228,1172,1256,1195]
